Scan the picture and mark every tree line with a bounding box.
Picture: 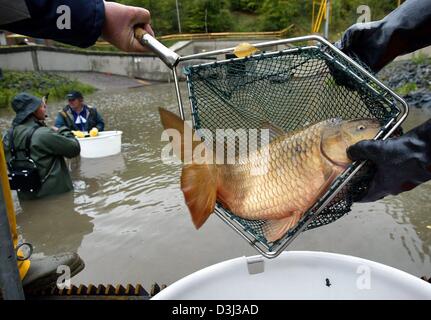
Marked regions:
[116,0,399,38]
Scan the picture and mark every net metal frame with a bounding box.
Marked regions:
[167,35,408,259]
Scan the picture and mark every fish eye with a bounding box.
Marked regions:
[357,125,366,131]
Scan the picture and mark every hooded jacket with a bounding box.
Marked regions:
[3,117,80,200]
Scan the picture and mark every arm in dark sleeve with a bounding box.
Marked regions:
[0,0,105,48]
[54,113,66,129]
[95,110,105,131]
[38,128,80,158]
[338,0,431,73]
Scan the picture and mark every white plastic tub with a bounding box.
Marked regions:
[77,131,123,158]
[152,251,431,300]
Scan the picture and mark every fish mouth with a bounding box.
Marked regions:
[319,139,351,168]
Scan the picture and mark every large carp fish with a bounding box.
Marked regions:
[159,108,380,242]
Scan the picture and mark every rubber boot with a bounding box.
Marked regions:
[22,252,85,293]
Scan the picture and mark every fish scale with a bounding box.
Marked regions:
[218,120,330,221]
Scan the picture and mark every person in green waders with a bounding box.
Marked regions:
[2,93,84,291]
[4,93,81,200]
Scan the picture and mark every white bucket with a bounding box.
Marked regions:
[152,251,431,300]
[77,131,123,158]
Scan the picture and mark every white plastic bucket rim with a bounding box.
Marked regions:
[77,130,123,158]
[77,131,121,141]
[152,251,431,300]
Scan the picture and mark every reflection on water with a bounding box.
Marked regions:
[402,107,431,132]
[16,192,93,256]
[1,83,431,287]
[386,184,431,261]
[69,154,126,179]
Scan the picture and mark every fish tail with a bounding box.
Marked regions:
[159,107,191,162]
[159,108,218,228]
[181,164,218,229]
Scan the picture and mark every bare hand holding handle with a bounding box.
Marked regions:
[134,27,180,68]
[102,1,154,53]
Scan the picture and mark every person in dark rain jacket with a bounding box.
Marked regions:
[3,92,81,200]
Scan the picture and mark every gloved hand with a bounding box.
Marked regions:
[335,0,431,74]
[347,119,431,202]
[72,130,86,138]
[333,21,384,73]
[325,27,376,92]
[89,127,99,137]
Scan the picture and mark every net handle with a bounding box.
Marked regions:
[134,27,180,69]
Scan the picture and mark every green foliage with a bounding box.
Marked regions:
[258,0,311,32]
[396,82,418,96]
[95,1,402,40]
[182,0,233,33]
[412,52,429,65]
[231,11,260,32]
[0,71,95,109]
[117,0,233,34]
[230,0,261,13]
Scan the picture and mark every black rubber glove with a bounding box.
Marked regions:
[347,119,431,202]
[328,0,431,91]
[336,0,431,74]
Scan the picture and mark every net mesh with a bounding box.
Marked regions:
[184,45,400,252]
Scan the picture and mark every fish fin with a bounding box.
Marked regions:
[159,107,187,136]
[181,164,218,229]
[263,213,302,243]
[319,167,342,197]
[263,170,340,243]
[159,107,207,163]
[159,108,188,162]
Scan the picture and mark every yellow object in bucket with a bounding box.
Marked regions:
[90,128,99,137]
[72,130,85,138]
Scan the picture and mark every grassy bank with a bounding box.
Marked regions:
[0,71,95,109]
